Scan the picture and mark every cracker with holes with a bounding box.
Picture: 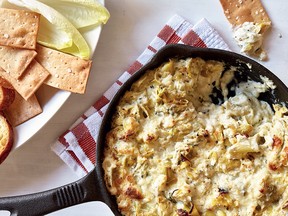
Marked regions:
[0,60,50,100]
[219,0,271,60]
[0,45,37,78]
[0,8,40,49]
[4,92,42,127]
[36,45,92,94]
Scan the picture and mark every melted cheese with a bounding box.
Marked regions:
[233,22,269,61]
[103,57,288,216]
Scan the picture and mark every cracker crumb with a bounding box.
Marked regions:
[278,33,283,38]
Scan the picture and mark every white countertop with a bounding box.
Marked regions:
[0,0,287,215]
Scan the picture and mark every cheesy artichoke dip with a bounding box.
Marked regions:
[233,22,269,61]
[103,57,288,216]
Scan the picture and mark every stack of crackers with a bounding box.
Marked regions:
[0,8,92,126]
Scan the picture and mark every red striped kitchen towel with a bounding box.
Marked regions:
[52,14,230,177]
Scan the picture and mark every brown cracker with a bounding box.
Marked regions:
[0,76,13,89]
[0,45,37,78]
[0,8,40,49]
[4,92,42,127]
[36,45,92,94]
[219,0,271,26]
[0,60,50,100]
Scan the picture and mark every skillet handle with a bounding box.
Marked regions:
[0,171,100,216]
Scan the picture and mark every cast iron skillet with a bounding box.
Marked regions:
[0,44,288,216]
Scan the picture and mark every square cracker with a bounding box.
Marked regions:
[4,92,42,127]
[36,44,92,94]
[219,0,271,26]
[0,60,50,100]
[0,45,37,78]
[0,8,40,49]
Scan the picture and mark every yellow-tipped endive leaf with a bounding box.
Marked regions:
[8,0,91,59]
[36,0,110,29]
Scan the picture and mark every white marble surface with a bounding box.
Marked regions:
[0,0,287,215]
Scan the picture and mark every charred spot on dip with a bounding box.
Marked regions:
[103,57,288,216]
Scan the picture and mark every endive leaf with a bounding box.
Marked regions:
[8,0,91,59]
[36,0,110,29]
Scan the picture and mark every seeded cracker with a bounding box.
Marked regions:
[219,0,271,60]
[36,45,92,94]
[0,45,37,79]
[0,8,40,49]
[4,92,42,127]
[0,60,50,100]
[220,0,271,26]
